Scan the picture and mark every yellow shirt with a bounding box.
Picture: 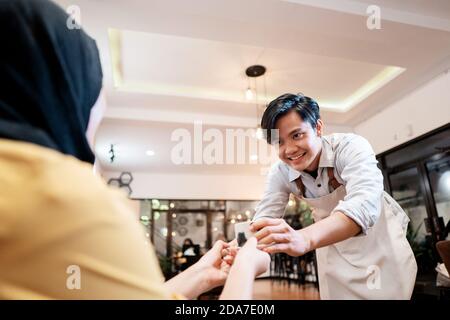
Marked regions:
[0,139,179,299]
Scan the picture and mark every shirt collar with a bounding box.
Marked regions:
[287,136,335,182]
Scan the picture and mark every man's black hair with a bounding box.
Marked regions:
[261,93,320,144]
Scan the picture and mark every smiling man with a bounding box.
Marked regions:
[251,93,417,300]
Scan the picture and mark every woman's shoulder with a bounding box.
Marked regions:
[0,139,102,195]
[0,140,170,299]
[0,140,128,227]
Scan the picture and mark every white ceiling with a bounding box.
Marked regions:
[95,118,280,174]
[354,0,450,23]
[113,28,403,112]
[53,0,450,172]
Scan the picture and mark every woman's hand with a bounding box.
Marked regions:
[219,237,271,299]
[164,240,230,299]
[234,237,271,276]
[221,239,239,266]
[250,218,311,256]
[192,240,231,290]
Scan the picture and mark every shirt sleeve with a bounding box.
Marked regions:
[253,163,291,220]
[332,134,384,235]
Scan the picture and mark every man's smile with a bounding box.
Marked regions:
[287,152,306,161]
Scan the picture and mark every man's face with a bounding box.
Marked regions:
[275,110,323,172]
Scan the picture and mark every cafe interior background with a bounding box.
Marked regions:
[55,0,450,300]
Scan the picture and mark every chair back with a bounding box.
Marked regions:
[436,240,450,275]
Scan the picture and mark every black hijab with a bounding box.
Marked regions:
[0,0,103,163]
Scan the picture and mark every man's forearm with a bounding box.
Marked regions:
[300,211,361,252]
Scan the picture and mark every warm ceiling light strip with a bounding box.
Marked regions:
[108,28,123,88]
[320,66,405,112]
[107,28,405,113]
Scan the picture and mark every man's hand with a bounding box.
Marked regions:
[250,218,311,256]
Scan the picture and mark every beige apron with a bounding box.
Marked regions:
[295,168,417,300]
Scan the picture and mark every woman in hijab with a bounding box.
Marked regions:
[0,0,269,299]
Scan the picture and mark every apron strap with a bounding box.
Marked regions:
[294,167,343,196]
[327,167,342,191]
[295,176,306,196]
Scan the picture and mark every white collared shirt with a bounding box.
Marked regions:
[253,133,384,234]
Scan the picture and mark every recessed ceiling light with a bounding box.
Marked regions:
[146,150,155,156]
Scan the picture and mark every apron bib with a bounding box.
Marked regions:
[295,168,417,299]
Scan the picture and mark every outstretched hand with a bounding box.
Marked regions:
[250,218,310,256]
[235,237,271,277]
[192,240,232,289]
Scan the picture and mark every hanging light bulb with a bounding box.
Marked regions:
[245,87,254,100]
[245,65,267,142]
